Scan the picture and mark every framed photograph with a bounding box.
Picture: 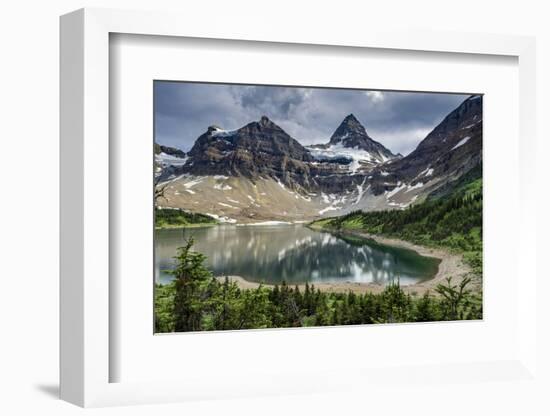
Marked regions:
[60,8,538,408]
[153,81,483,334]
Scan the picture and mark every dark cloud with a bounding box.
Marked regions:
[154,81,469,155]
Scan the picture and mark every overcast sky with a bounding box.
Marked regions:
[154,82,470,156]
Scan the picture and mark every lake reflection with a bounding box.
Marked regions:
[155,224,440,286]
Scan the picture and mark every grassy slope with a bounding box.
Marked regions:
[155,208,218,229]
[311,168,482,276]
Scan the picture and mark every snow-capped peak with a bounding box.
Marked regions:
[210,126,237,138]
[324,114,397,161]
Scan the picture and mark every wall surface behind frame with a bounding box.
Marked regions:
[0,0,548,415]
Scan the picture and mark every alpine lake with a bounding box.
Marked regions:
[155,224,440,287]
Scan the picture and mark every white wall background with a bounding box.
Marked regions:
[0,1,548,415]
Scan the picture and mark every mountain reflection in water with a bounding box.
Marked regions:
[155,224,440,286]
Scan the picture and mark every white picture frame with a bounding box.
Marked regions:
[60,7,538,408]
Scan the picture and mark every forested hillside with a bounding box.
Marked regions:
[155,208,217,229]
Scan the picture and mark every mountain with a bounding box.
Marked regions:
[186,115,313,179]
[154,143,186,158]
[154,142,188,176]
[161,115,360,193]
[328,113,396,160]
[155,96,482,223]
[308,114,398,172]
[388,95,481,180]
[366,95,482,197]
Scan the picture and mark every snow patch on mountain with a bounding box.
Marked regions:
[318,205,339,215]
[155,152,188,167]
[206,213,237,224]
[418,166,434,178]
[318,193,351,215]
[355,179,370,204]
[308,143,382,173]
[276,178,286,189]
[451,136,471,150]
[241,221,292,226]
[213,183,232,190]
[386,183,407,199]
[211,127,238,138]
[405,182,424,193]
[183,177,205,188]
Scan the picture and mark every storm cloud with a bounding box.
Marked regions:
[154,82,470,156]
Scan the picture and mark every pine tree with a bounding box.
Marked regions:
[172,237,212,332]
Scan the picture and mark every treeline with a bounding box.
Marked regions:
[311,174,482,275]
[155,207,217,228]
[155,238,482,333]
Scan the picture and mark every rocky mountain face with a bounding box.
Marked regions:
[367,95,482,195]
[154,142,188,176]
[154,143,186,158]
[327,113,397,161]
[156,96,482,223]
[307,114,399,173]
[187,116,312,171]
[163,115,365,194]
